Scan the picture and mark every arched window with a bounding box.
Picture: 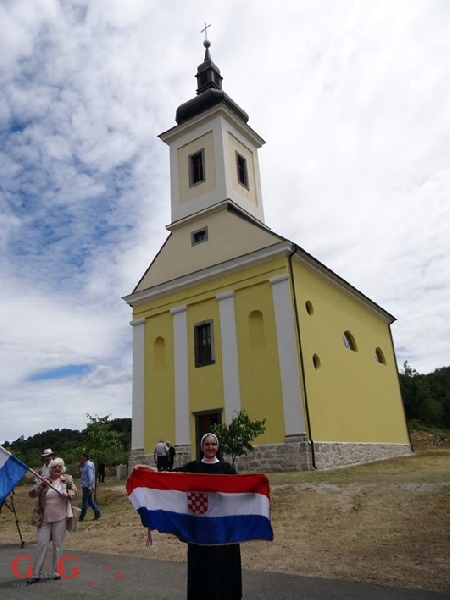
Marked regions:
[375,347,386,364]
[343,331,357,352]
[154,336,166,371]
[248,310,266,350]
[305,301,314,315]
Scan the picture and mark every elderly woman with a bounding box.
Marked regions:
[137,433,241,599]
[28,457,77,584]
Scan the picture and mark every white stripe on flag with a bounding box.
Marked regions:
[129,487,270,519]
[0,446,11,469]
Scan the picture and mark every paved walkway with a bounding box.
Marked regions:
[1,543,449,599]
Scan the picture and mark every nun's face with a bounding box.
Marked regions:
[202,436,218,460]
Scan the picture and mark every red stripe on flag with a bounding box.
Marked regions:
[126,469,270,498]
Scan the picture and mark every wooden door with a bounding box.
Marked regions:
[195,411,222,459]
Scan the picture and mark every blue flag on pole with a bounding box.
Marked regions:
[0,446,29,505]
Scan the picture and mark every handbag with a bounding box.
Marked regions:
[30,506,43,527]
[66,505,81,532]
[64,476,79,532]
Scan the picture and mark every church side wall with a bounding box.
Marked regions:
[132,249,410,470]
[291,260,410,445]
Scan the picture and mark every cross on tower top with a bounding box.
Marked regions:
[201,22,211,41]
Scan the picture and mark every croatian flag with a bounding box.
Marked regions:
[127,469,273,545]
[0,446,29,505]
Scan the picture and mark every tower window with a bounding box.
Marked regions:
[236,152,249,189]
[189,149,205,186]
[194,320,215,367]
[191,226,208,246]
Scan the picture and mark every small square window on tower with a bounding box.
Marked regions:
[194,320,215,367]
[236,151,249,189]
[189,149,205,186]
[191,226,208,246]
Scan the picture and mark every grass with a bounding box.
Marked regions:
[1,450,449,592]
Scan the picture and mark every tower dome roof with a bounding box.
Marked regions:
[175,39,249,125]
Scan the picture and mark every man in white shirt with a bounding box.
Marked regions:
[39,448,54,479]
[154,439,168,471]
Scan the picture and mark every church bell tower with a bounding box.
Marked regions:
[159,37,266,227]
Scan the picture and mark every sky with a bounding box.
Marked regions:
[1,0,449,443]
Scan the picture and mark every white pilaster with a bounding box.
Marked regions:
[170,305,190,445]
[216,291,241,422]
[270,274,306,435]
[130,318,145,450]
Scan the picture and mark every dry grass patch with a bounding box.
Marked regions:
[1,451,449,591]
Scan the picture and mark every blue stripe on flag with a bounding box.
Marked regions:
[137,507,273,544]
[0,453,29,505]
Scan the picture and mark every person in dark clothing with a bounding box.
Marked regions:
[97,463,106,483]
[134,433,242,599]
[172,433,242,600]
[166,441,176,470]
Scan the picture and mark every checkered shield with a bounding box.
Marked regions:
[186,491,209,515]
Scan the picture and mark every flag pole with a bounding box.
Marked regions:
[29,467,65,495]
[0,491,25,547]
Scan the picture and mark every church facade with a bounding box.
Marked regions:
[124,39,411,472]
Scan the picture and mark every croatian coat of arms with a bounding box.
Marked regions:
[186,492,208,515]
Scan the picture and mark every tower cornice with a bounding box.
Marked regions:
[159,103,265,148]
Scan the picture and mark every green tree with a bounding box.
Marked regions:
[212,410,266,466]
[110,418,132,453]
[8,429,84,469]
[399,362,446,428]
[426,366,450,426]
[399,361,423,423]
[82,414,126,466]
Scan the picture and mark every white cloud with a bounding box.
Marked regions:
[1,0,449,442]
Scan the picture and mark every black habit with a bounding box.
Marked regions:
[173,460,242,600]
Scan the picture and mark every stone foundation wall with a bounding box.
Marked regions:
[234,435,313,473]
[128,448,146,471]
[172,444,192,469]
[313,441,413,470]
[130,440,412,473]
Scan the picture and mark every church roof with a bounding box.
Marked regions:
[125,200,395,324]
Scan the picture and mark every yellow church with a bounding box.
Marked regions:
[124,39,411,472]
